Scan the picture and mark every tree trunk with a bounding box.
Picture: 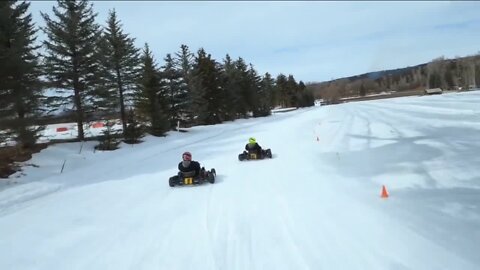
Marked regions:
[115,67,127,134]
[72,73,85,141]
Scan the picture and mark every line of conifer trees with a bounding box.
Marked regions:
[1,0,314,149]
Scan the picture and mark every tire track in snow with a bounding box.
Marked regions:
[203,183,219,270]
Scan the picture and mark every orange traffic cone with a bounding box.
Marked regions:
[381,185,389,198]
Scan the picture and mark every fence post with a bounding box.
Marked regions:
[60,159,67,173]
[79,141,84,154]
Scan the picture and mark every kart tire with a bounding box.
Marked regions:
[169,176,176,187]
[208,168,216,184]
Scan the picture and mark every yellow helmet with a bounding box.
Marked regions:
[249,137,256,144]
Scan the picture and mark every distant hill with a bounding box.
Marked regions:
[307,54,479,104]
[354,63,427,81]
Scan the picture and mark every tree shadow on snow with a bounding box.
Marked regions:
[321,125,480,189]
[321,134,442,187]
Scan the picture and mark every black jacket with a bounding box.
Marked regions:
[245,142,262,155]
[178,160,201,177]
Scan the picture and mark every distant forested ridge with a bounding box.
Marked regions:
[308,54,480,104]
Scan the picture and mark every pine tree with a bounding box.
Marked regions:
[188,73,208,124]
[219,54,239,120]
[233,57,252,117]
[174,44,194,125]
[297,81,314,107]
[259,72,275,115]
[275,74,288,107]
[286,75,298,107]
[264,72,276,107]
[92,35,116,114]
[190,48,224,125]
[175,44,194,80]
[0,1,43,149]
[123,108,145,144]
[95,120,120,151]
[101,9,140,134]
[41,0,102,140]
[247,64,267,117]
[135,44,169,136]
[160,53,184,129]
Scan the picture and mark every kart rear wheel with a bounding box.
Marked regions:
[266,149,272,158]
[208,168,216,184]
[169,176,177,187]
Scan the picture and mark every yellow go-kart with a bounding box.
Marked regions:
[169,168,216,187]
[238,149,272,161]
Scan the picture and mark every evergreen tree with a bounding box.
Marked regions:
[190,48,224,125]
[0,1,43,149]
[275,74,288,107]
[160,53,184,129]
[91,35,115,114]
[188,72,208,124]
[41,0,102,140]
[285,75,298,107]
[219,54,238,120]
[175,44,195,80]
[304,90,315,107]
[297,81,314,107]
[174,44,194,125]
[261,72,276,110]
[95,120,121,151]
[234,57,252,117]
[135,44,169,136]
[123,108,145,144]
[101,9,140,134]
[247,64,268,117]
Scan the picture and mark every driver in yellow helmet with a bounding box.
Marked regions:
[245,137,263,156]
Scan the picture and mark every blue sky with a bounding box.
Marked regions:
[29,1,480,83]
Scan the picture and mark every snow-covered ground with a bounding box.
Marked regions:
[1,91,480,270]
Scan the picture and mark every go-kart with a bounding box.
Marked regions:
[169,168,216,187]
[238,149,272,161]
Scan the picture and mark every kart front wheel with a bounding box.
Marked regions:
[208,169,216,184]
